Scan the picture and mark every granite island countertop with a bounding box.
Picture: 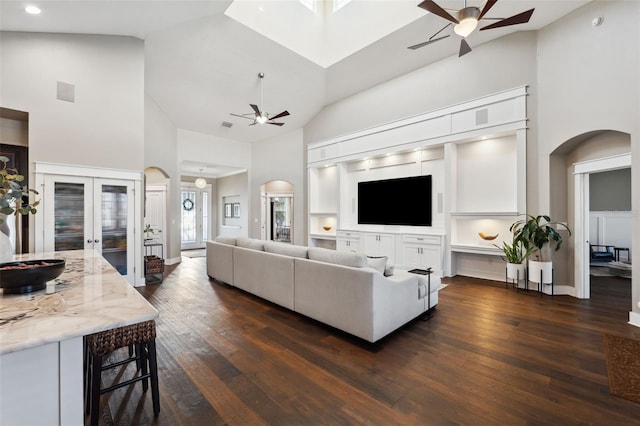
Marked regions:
[0,249,158,355]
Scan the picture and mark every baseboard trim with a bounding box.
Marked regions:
[165,256,181,265]
[628,311,640,328]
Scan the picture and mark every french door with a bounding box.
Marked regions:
[42,175,135,283]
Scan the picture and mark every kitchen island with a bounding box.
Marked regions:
[0,249,158,426]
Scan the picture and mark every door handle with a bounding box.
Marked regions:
[87,239,93,243]
[94,239,100,243]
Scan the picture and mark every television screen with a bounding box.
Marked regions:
[358,175,432,226]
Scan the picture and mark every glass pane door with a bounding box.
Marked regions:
[181,190,197,244]
[53,182,86,251]
[100,184,129,275]
[181,186,209,250]
[43,175,93,253]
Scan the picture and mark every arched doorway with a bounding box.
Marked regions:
[260,180,294,243]
[550,130,632,299]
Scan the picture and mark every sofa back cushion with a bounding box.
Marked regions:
[236,237,265,251]
[264,242,308,258]
[308,247,367,268]
[214,236,237,246]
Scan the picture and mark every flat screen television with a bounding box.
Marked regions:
[358,175,432,226]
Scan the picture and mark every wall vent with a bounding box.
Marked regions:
[56,81,75,103]
[222,121,233,128]
[475,108,488,125]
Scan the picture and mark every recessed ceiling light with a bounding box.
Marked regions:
[25,5,41,14]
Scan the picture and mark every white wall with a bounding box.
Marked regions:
[304,31,538,145]
[0,32,145,171]
[177,128,252,170]
[217,172,249,238]
[145,95,180,261]
[537,0,639,311]
[249,128,305,244]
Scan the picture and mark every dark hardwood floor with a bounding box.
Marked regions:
[96,258,640,425]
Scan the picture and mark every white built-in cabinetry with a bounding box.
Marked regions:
[307,86,528,280]
[402,234,444,275]
[363,233,395,264]
[336,230,360,251]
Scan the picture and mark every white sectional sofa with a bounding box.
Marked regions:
[206,237,439,343]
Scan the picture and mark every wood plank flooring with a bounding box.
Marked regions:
[96,258,640,425]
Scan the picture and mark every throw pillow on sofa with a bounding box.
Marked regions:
[366,256,387,274]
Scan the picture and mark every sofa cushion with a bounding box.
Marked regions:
[214,236,236,246]
[366,256,387,274]
[308,247,367,268]
[236,237,265,251]
[264,242,308,259]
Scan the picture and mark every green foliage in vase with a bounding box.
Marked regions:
[494,235,535,264]
[510,214,571,262]
[0,156,39,224]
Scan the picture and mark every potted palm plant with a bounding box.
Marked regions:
[510,214,571,291]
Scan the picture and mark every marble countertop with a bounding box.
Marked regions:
[0,250,159,355]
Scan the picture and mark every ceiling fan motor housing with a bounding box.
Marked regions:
[457,6,480,22]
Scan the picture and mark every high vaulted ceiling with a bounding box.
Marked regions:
[1,0,591,177]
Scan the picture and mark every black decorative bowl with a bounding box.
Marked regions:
[0,259,66,294]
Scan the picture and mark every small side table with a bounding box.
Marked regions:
[614,247,630,263]
[144,242,164,283]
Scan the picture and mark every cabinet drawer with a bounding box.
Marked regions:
[403,234,441,245]
[337,230,360,240]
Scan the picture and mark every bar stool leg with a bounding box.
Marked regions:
[148,340,161,416]
[140,343,149,392]
[90,353,103,426]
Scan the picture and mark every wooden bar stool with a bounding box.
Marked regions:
[84,320,160,426]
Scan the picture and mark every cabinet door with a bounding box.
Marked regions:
[402,244,423,269]
[363,233,379,255]
[337,238,360,252]
[364,233,395,263]
[377,234,395,264]
[421,245,441,273]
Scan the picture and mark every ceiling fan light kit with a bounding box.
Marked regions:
[453,7,480,38]
[410,0,534,57]
[230,72,290,127]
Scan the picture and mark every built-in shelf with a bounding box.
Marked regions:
[450,211,519,218]
[309,212,337,216]
[450,244,503,256]
[309,233,336,240]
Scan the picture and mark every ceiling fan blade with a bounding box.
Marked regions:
[230,113,255,120]
[417,0,458,24]
[480,8,534,31]
[269,110,290,121]
[250,104,261,116]
[459,39,472,57]
[408,34,450,50]
[267,122,285,126]
[478,0,497,20]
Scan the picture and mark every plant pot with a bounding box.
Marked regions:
[528,260,553,284]
[506,262,526,281]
